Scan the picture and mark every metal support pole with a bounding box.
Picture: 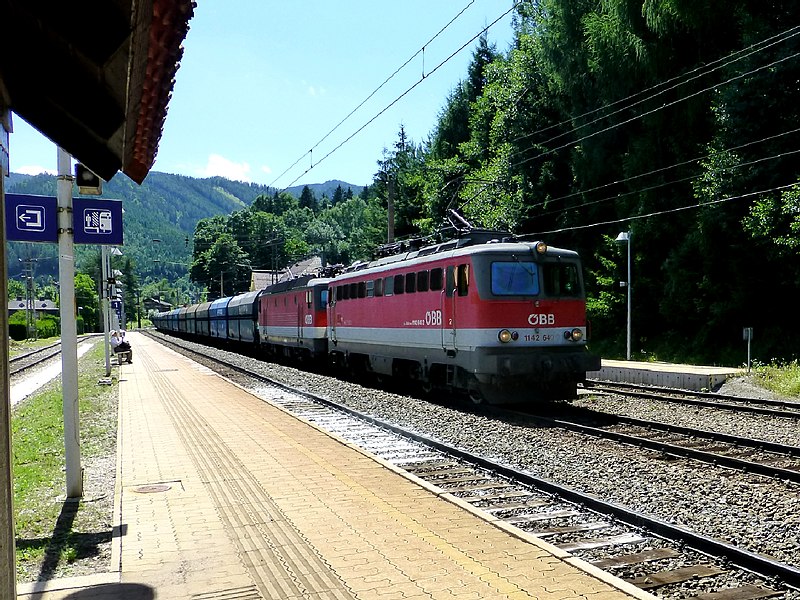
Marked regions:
[626,234,632,361]
[101,245,111,376]
[0,107,18,599]
[57,147,83,499]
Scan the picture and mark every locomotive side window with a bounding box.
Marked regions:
[394,274,405,295]
[336,286,343,301]
[457,264,469,296]
[405,273,416,294]
[543,263,581,297]
[358,281,366,298]
[349,282,358,299]
[445,266,455,298]
[491,261,539,296]
[375,278,384,297]
[342,285,350,300]
[384,276,394,296]
[430,268,443,291]
[366,280,374,298]
[417,270,429,292]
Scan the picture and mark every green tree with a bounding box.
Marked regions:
[74,273,99,333]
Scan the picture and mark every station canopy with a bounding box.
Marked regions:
[0,0,195,183]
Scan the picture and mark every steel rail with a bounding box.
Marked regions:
[504,409,800,484]
[585,381,800,419]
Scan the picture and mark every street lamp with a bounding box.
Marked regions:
[615,231,632,361]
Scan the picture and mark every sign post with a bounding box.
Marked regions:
[743,327,754,373]
[5,163,124,500]
[57,148,83,499]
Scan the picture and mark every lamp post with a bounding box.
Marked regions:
[615,231,632,361]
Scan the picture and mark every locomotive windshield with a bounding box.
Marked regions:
[491,261,582,297]
[542,263,581,297]
[491,262,539,295]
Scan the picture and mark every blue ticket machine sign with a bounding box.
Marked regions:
[73,197,123,245]
[4,193,58,243]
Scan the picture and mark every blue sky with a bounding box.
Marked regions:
[9,1,516,189]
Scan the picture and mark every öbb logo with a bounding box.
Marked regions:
[528,313,555,326]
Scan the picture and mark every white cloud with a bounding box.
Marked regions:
[260,165,273,176]
[198,154,252,182]
[16,165,57,176]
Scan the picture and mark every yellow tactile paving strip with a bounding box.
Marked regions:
[19,333,657,599]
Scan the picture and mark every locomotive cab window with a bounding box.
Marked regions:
[491,261,539,296]
[543,263,581,297]
[457,264,469,296]
[445,264,469,297]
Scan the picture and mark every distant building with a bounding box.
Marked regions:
[7,298,58,318]
[143,297,172,313]
[249,256,323,291]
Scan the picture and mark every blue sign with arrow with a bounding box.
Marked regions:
[4,193,58,243]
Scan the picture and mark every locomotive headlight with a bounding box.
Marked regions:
[498,329,513,343]
[564,328,583,342]
[535,242,548,254]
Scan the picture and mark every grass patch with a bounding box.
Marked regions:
[13,340,119,582]
[752,360,800,398]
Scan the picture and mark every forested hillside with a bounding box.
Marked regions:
[351,1,798,364]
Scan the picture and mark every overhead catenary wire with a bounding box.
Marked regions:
[527,127,800,216]
[274,2,522,191]
[454,42,800,215]
[506,24,800,150]
[267,0,481,189]
[520,182,800,238]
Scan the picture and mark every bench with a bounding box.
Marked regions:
[114,350,132,365]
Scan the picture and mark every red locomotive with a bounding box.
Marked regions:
[155,229,599,404]
[327,230,599,403]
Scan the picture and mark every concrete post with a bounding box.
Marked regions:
[57,147,83,499]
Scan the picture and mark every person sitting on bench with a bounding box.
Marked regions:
[110,330,133,363]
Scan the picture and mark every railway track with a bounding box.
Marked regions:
[506,406,800,484]
[9,334,103,377]
[151,333,799,600]
[585,380,800,419]
[9,340,63,376]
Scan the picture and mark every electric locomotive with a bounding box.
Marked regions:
[327,230,600,403]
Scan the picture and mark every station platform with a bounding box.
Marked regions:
[590,359,744,391]
[18,333,655,600]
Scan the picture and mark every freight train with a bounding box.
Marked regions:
[153,229,600,403]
